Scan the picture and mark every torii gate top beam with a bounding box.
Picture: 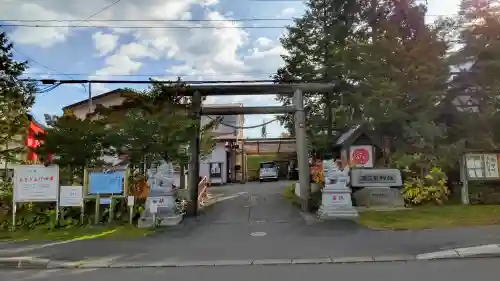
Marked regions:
[180,83,333,96]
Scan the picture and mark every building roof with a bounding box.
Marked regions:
[62,88,246,111]
[27,113,47,131]
[333,123,382,149]
[62,89,124,110]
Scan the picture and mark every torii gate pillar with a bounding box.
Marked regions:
[294,89,310,211]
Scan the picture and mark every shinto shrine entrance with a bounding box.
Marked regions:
[241,138,297,181]
[179,83,333,216]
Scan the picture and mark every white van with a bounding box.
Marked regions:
[259,161,279,182]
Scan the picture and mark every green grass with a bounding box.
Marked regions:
[246,155,277,170]
[358,205,500,230]
[0,225,152,242]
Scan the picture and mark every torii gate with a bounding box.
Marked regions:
[179,83,334,216]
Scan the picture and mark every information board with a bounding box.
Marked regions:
[13,165,59,202]
[59,186,83,207]
[88,171,125,194]
[464,153,500,180]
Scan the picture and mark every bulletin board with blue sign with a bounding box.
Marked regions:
[83,167,130,199]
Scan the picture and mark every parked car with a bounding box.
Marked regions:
[259,161,279,182]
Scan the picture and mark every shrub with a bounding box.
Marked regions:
[311,167,324,187]
[402,167,449,205]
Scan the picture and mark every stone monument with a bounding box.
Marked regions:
[351,168,405,208]
[317,159,359,219]
[138,161,183,228]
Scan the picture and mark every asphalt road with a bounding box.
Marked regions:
[1,259,499,281]
[6,181,500,264]
[3,181,500,266]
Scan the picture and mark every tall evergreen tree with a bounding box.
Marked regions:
[274,0,361,154]
[447,0,500,148]
[347,0,452,166]
[0,32,36,174]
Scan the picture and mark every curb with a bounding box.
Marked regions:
[1,244,499,269]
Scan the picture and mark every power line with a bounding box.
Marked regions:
[0,23,286,29]
[82,0,123,21]
[3,1,123,95]
[8,45,85,90]
[21,72,277,77]
[0,18,295,23]
[0,13,452,24]
[19,78,282,84]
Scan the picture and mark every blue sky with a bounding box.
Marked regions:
[1,0,460,138]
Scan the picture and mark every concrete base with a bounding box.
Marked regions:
[317,190,358,219]
[317,205,359,219]
[353,187,405,208]
[138,213,183,228]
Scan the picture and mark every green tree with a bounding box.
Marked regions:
[348,1,453,168]
[0,32,36,175]
[94,82,219,168]
[446,0,500,149]
[34,111,109,184]
[274,0,367,154]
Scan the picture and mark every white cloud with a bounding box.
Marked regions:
[5,3,73,47]
[254,37,274,50]
[278,7,296,17]
[3,0,287,80]
[92,32,119,56]
[95,53,142,76]
[4,0,290,137]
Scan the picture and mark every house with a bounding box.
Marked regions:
[62,89,244,185]
[0,114,47,179]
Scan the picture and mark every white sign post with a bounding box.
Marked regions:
[59,186,83,207]
[127,196,135,225]
[13,165,60,230]
[149,203,158,226]
[59,186,84,224]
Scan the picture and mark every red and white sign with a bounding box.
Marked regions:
[14,165,59,202]
[349,145,374,168]
[325,193,349,206]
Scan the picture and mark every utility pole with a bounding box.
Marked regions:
[88,82,92,113]
[261,119,267,138]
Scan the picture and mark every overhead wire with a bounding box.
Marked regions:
[0,13,453,23]
[0,18,295,23]
[1,0,124,95]
[20,71,278,78]
[0,23,287,29]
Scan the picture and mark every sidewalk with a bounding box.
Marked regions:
[2,244,500,269]
[2,181,500,266]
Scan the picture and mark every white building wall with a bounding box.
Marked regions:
[200,142,227,184]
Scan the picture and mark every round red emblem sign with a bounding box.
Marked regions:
[352,148,369,165]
